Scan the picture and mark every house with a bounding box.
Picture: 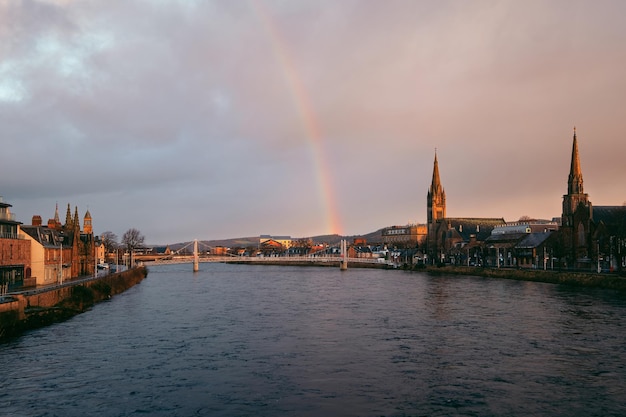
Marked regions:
[21,204,96,286]
[381,224,427,248]
[260,235,292,249]
[0,197,31,292]
[259,239,285,257]
[514,232,555,269]
[485,220,560,267]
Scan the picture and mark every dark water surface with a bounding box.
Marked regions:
[1,264,625,417]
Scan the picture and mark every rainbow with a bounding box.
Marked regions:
[250,0,342,236]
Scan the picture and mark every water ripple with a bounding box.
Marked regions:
[1,264,625,417]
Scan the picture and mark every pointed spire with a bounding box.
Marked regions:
[73,206,80,231]
[427,149,446,223]
[54,203,60,223]
[568,127,584,194]
[65,203,73,228]
[430,150,442,194]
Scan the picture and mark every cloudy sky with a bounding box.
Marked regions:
[1,0,625,244]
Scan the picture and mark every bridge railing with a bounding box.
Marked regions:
[145,255,389,265]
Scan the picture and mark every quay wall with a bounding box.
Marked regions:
[227,258,626,291]
[0,267,148,340]
[425,266,626,291]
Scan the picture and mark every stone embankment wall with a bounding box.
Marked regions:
[0,267,148,340]
[425,266,626,291]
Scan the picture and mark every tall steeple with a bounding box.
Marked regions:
[561,127,593,267]
[568,127,584,195]
[65,203,73,228]
[427,150,447,263]
[54,203,60,224]
[562,127,590,225]
[427,150,446,224]
[73,206,81,232]
[430,151,443,196]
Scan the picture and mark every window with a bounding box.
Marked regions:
[578,222,586,246]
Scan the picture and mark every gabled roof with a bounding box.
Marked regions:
[445,217,506,241]
[515,232,553,249]
[153,246,171,254]
[21,225,70,248]
[485,232,527,244]
[352,245,373,254]
[260,239,283,248]
[593,206,626,229]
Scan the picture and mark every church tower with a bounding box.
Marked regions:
[84,210,93,234]
[561,128,592,267]
[427,152,446,260]
[562,127,589,218]
[427,151,446,225]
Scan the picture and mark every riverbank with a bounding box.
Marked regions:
[230,259,387,269]
[231,258,626,291]
[0,267,148,341]
[424,265,626,292]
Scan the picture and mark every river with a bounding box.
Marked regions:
[1,263,625,417]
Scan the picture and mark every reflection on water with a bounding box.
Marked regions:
[1,264,625,417]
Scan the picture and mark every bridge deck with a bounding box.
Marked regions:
[144,256,390,266]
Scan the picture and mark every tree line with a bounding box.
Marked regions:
[100,228,145,267]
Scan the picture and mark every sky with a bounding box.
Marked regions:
[1,0,625,244]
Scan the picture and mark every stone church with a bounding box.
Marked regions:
[560,128,626,270]
[426,152,505,265]
[425,128,626,271]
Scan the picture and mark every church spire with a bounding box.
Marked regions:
[54,203,60,224]
[73,206,80,232]
[568,127,584,195]
[427,150,446,224]
[430,150,443,195]
[65,203,73,228]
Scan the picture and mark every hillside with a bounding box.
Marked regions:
[165,228,385,251]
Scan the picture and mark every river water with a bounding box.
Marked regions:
[1,263,625,417]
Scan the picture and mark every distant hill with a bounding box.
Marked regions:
[163,228,385,251]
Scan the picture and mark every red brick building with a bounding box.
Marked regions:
[0,197,32,292]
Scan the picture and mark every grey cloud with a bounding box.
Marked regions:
[2,0,625,243]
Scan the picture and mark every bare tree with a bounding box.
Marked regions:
[122,228,145,267]
[100,231,118,253]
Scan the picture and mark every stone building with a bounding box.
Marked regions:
[424,128,626,271]
[426,153,505,264]
[559,129,626,271]
[21,204,96,285]
[0,197,31,292]
[381,224,427,248]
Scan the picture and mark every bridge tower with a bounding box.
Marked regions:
[340,239,348,271]
[193,239,199,272]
